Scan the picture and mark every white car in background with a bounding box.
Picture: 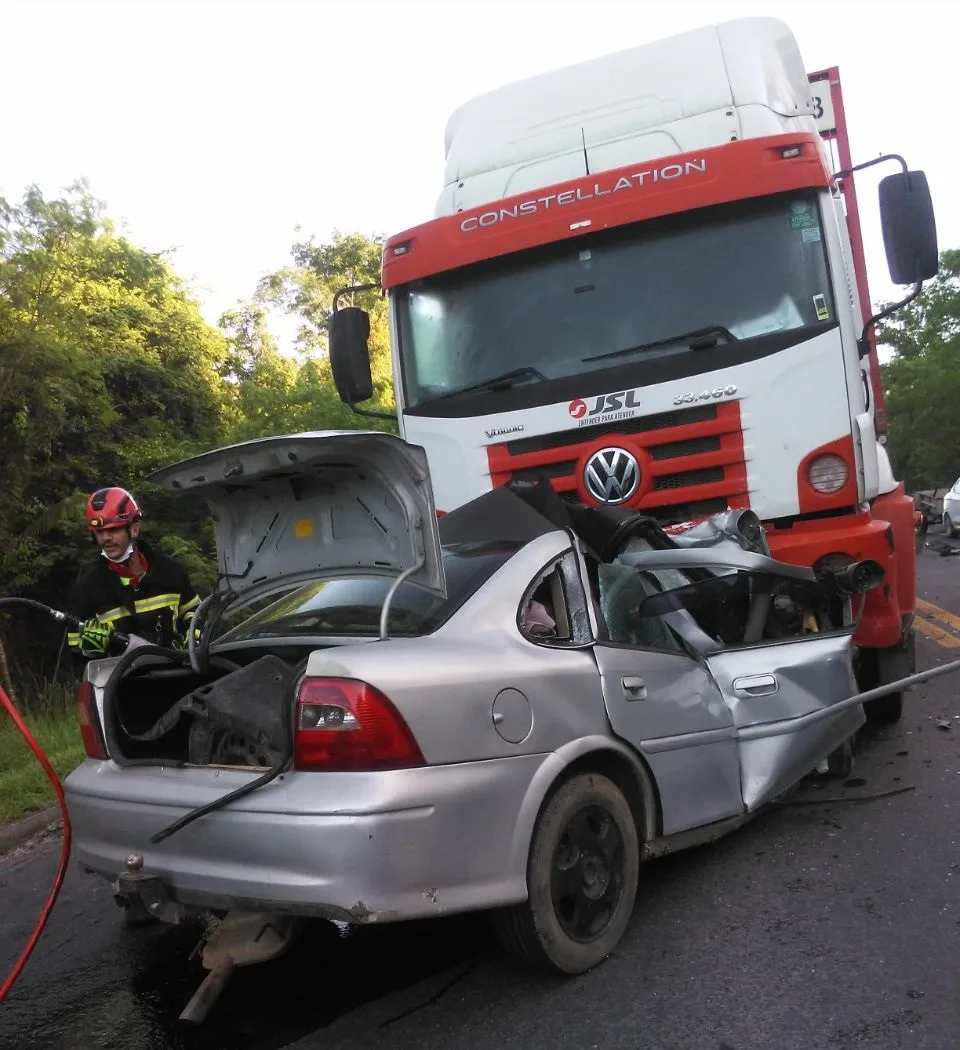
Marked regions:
[942,477,960,536]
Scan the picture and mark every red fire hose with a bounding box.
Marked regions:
[0,595,150,1001]
[0,683,73,1001]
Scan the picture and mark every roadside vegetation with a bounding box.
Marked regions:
[0,182,396,823]
[877,248,960,493]
[0,682,84,824]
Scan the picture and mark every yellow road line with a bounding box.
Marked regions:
[916,598,960,634]
[913,615,960,648]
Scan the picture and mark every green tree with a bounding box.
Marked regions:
[257,230,396,420]
[0,191,401,697]
[219,303,299,439]
[879,249,960,491]
[0,182,228,687]
[218,298,396,442]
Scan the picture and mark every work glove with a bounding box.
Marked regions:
[79,618,115,656]
[171,619,201,651]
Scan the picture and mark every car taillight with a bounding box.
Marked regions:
[76,681,107,760]
[807,454,849,494]
[294,678,425,772]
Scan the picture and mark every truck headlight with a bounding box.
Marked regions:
[808,454,849,494]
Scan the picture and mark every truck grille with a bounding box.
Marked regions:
[506,404,719,455]
[486,401,748,523]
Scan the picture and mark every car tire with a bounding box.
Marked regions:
[492,772,639,975]
[945,513,956,538]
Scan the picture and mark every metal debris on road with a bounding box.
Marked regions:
[925,541,960,557]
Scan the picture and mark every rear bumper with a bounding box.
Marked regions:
[64,754,547,923]
[766,505,906,649]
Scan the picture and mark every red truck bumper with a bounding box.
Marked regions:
[766,484,916,650]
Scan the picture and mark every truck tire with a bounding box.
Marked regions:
[492,773,639,975]
[864,691,903,724]
[858,632,914,725]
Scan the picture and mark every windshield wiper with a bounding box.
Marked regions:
[582,325,738,364]
[420,366,547,405]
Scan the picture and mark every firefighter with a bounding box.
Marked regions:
[66,487,202,659]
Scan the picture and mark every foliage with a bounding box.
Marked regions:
[0,681,85,823]
[256,229,397,425]
[0,183,396,700]
[219,231,398,443]
[0,182,231,686]
[879,250,960,491]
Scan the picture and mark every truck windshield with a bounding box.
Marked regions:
[396,192,836,411]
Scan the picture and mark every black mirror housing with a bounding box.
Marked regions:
[879,170,939,285]
[329,307,373,404]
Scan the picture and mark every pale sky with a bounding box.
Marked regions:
[4,0,956,349]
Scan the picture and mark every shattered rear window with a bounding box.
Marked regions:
[215,542,522,641]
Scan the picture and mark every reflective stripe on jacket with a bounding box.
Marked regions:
[66,539,201,653]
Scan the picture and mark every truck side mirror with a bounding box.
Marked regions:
[879,170,939,285]
[329,307,373,404]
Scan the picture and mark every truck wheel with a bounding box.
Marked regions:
[492,773,639,975]
[858,636,914,726]
[864,692,903,724]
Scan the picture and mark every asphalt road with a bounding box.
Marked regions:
[2,537,959,1050]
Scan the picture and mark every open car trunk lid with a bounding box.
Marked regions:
[148,430,446,610]
[88,433,446,771]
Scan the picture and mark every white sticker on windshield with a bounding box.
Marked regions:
[813,294,830,321]
[801,226,822,243]
[789,201,817,229]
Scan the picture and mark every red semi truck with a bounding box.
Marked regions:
[329,18,938,723]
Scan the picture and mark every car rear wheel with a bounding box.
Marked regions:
[945,513,957,538]
[493,773,639,975]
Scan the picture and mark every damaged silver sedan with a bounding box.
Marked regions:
[64,431,883,1012]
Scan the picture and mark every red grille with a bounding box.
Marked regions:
[487,401,748,519]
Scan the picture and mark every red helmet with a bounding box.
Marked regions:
[85,487,142,530]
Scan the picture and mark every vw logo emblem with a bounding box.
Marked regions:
[584,447,641,505]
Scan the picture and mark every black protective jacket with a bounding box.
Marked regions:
[66,540,201,656]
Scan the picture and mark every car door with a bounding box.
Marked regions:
[589,558,744,836]
[614,552,862,813]
[704,631,860,809]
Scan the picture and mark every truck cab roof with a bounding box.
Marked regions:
[438,17,826,216]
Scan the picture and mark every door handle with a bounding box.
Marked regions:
[733,673,779,698]
[621,676,647,701]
